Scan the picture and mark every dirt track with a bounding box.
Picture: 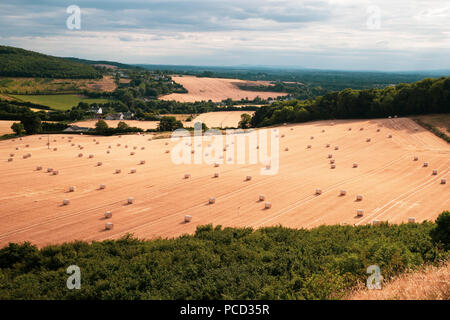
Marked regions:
[160,76,288,102]
[0,117,448,248]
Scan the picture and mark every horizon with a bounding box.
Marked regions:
[1,1,449,72]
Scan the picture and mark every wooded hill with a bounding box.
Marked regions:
[0,46,101,79]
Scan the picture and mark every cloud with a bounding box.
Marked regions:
[0,0,449,70]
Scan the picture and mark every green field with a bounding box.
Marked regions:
[10,94,110,111]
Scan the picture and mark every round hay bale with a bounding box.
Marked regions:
[246,175,252,181]
[307,145,312,149]
[348,127,352,131]
[265,202,272,209]
[106,150,110,154]
[47,168,53,172]
[88,154,94,158]
[133,146,137,150]
[165,142,169,146]
[360,128,364,131]
[130,152,135,155]
[340,190,346,196]
[127,197,134,204]
[97,162,102,166]
[326,144,330,148]
[184,215,192,223]
[62,199,70,205]
[440,178,446,184]
[209,197,215,204]
[290,128,293,131]
[191,150,195,154]
[99,184,106,189]
[15,147,19,150]
[22,154,28,159]
[105,211,112,219]
[69,186,76,192]
[71,143,75,146]
[334,146,339,150]
[141,147,145,150]
[353,163,358,168]
[52,147,57,151]
[25,144,29,148]
[184,173,191,179]
[7,158,13,162]
[124,145,128,148]
[214,163,220,167]
[284,147,289,151]
[165,150,170,153]
[356,194,363,201]
[281,134,285,138]
[130,168,136,174]
[213,172,219,178]
[408,217,416,223]
[140,160,145,165]
[377,128,380,132]
[330,159,335,164]
[432,169,438,175]
[78,153,83,157]
[105,222,114,230]
[52,170,59,175]
[96,141,99,145]
[259,194,265,201]
[413,156,418,161]
[330,164,336,169]
[366,138,371,142]
[322,129,325,133]
[115,169,121,174]
[310,136,314,140]
[328,154,333,158]
[315,189,322,195]
[36,166,42,171]
[388,134,392,138]
[357,209,364,217]
[9,153,14,157]
[117,143,121,147]
[423,162,428,167]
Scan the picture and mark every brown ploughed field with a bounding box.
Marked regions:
[160,76,288,102]
[0,117,448,248]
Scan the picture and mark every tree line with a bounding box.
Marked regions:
[251,77,450,127]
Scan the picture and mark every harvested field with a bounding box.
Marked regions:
[0,117,448,248]
[185,111,255,128]
[71,120,160,130]
[413,114,450,136]
[0,120,15,135]
[160,76,288,102]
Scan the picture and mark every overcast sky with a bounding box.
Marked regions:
[0,0,449,71]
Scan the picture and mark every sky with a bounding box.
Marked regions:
[0,0,449,71]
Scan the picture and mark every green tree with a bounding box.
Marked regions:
[238,113,252,129]
[117,121,129,131]
[20,113,41,134]
[95,120,109,133]
[430,211,450,250]
[11,122,25,135]
[158,116,183,132]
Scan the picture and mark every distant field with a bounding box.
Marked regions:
[186,111,255,128]
[0,76,116,94]
[10,94,110,111]
[160,76,288,102]
[0,120,15,135]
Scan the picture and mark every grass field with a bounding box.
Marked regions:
[10,94,110,111]
[0,76,116,94]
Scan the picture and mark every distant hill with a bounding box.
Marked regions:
[0,46,101,79]
[65,57,137,70]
